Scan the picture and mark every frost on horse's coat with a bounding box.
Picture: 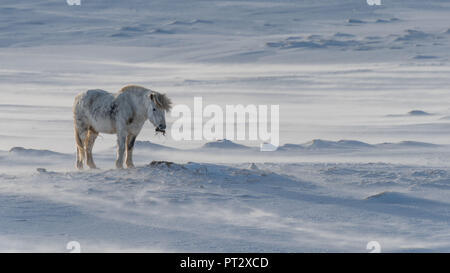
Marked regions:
[73,85,172,169]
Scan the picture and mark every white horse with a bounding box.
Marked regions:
[73,85,172,169]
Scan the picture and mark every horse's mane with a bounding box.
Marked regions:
[152,91,172,112]
[120,85,172,112]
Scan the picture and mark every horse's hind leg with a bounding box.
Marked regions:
[115,131,127,169]
[126,134,137,168]
[75,127,87,170]
[85,129,98,169]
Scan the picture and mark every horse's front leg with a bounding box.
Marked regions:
[126,134,137,168]
[115,131,127,169]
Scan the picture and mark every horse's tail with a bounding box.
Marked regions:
[73,92,86,169]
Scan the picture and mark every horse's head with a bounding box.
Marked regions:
[147,91,172,134]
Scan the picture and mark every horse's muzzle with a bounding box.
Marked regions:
[155,127,166,135]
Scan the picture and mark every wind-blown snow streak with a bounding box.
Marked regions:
[0,158,449,252]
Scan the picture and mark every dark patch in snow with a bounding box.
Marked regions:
[347,19,366,24]
[302,139,374,150]
[395,30,433,42]
[110,32,132,38]
[9,147,67,157]
[365,192,448,209]
[201,139,253,150]
[167,19,213,26]
[120,26,146,32]
[278,139,441,152]
[376,141,440,148]
[333,32,355,38]
[148,160,184,169]
[413,55,438,60]
[387,110,433,117]
[365,36,381,40]
[408,110,432,116]
[149,28,174,34]
[267,36,364,50]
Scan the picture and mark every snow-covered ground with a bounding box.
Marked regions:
[0,0,449,252]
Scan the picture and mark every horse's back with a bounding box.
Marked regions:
[73,89,117,133]
[74,89,111,103]
[74,89,113,110]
